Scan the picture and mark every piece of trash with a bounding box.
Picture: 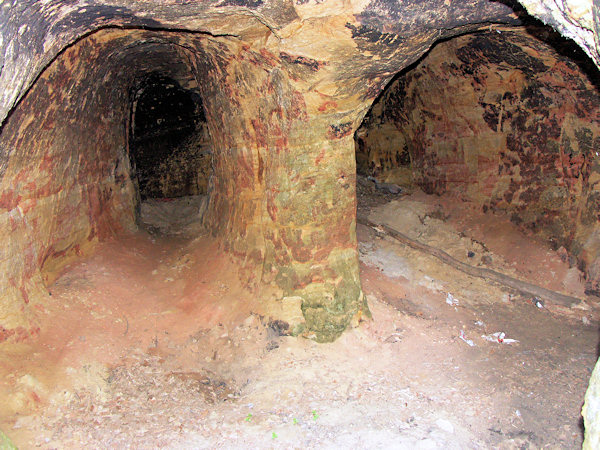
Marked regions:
[474,320,485,328]
[459,330,475,346]
[467,251,475,258]
[372,225,384,233]
[481,331,519,344]
[446,293,459,306]
[534,297,544,308]
[367,176,403,194]
[582,316,590,325]
[384,333,402,343]
[435,418,455,434]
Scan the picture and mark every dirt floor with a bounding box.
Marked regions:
[1,183,599,449]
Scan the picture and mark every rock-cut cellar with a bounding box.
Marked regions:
[2,0,600,447]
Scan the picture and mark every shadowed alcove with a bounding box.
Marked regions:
[355,23,600,294]
[130,72,209,200]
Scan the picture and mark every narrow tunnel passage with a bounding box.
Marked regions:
[130,72,208,200]
[128,71,212,235]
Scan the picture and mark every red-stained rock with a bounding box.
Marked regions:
[0,0,599,443]
[356,27,600,283]
[0,1,599,344]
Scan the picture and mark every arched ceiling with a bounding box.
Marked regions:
[2,0,598,128]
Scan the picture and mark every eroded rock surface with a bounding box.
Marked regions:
[2,0,600,445]
[0,0,531,342]
[356,27,600,293]
[0,1,599,340]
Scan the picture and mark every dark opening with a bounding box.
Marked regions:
[352,23,600,446]
[130,73,209,200]
[355,25,600,261]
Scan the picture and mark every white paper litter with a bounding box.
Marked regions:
[481,331,519,344]
[446,293,459,306]
[459,330,475,346]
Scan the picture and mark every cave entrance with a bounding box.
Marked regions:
[353,24,600,443]
[355,23,600,301]
[129,72,211,235]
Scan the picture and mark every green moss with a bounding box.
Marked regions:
[274,265,301,294]
[301,304,353,342]
[291,322,306,336]
[0,430,16,450]
[291,248,369,342]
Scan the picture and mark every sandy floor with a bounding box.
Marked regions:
[1,186,599,449]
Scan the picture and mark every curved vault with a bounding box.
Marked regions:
[356,25,600,293]
[0,1,599,345]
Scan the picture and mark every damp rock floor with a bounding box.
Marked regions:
[1,186,599,449]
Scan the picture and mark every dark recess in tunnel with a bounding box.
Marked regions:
[355,20,600,186]
[355,21,600,292]
[129,72,208,200]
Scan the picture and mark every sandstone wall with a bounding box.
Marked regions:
[0,27,370,343]
[0,0,597,343]
[188,36,367,341]
[356,28,600,291]
[1,0,600,444]
[0,31,139,341]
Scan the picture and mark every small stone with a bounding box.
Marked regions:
[435,418,454,434]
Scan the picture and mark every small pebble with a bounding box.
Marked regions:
[435,418,455,434]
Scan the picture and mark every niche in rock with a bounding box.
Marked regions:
[130,73,211,200]
[355,26,600,292]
